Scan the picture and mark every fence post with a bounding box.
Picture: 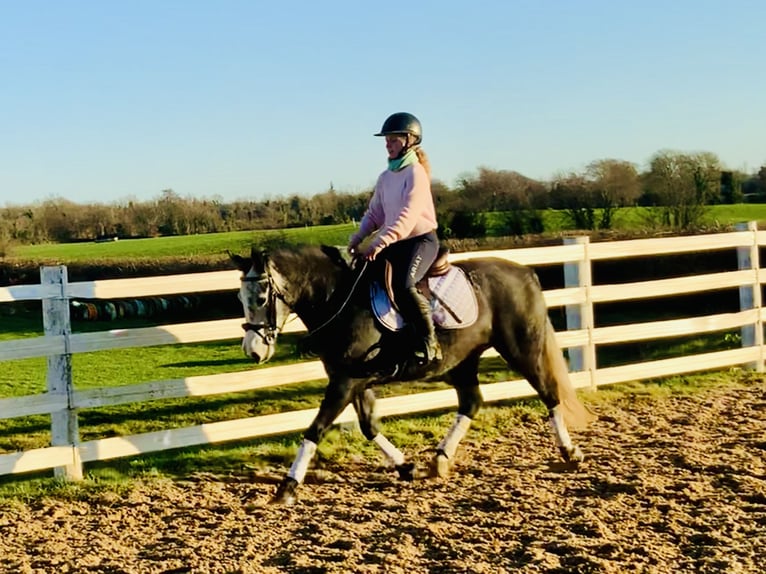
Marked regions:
[41,265,83,480]
[736,221,764,372]
[563,236,596,389]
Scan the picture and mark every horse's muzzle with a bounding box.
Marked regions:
[241,324,276,363]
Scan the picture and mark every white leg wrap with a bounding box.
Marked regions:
[373,433,406,466]
[287,439,317,483]
[549,406,573,449]
[437,414,472,459]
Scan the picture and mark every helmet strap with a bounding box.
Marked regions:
[394,134,417,159]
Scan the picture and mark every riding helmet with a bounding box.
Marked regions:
[375,112,422,144]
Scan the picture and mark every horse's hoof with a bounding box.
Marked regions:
[560,445,584,464]
[270,477,299,505]
[395,462,415,481]
[429,453,450,478]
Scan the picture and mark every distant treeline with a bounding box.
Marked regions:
[2,150,766,246]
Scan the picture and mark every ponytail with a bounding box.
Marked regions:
[414,147,431,180]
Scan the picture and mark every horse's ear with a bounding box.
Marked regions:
[321,245,349,269]
[228,251,248,272]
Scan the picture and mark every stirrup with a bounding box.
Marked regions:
[413,340,441,365]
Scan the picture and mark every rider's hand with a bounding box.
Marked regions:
[347,235,361,256]
[362,243,383,261]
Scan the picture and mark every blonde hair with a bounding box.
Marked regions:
[402,133,431,179]
[414,146,431,179]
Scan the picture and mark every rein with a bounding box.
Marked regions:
[306,259,368,337]
[240,256,369,342]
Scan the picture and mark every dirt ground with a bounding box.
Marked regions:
[0,377,764,574]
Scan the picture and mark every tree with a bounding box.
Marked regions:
[36,198,82,242]
[585,159,641,229]
[719,171,745,204]
[457,167,546,211]
[549,159,640,231]
[549,172,597,230]
[454,168,546,235]
[156,189,186,235]
[642,151,721,229]
[128,200,161,237]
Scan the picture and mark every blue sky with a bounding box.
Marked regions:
[1,0,763,205]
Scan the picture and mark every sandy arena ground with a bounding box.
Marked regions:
[1,377,764,573]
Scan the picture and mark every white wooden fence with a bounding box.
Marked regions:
[0,222,763,480]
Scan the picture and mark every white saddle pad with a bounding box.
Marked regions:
[370,265,478,332]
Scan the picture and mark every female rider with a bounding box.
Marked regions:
[348,112,441,366]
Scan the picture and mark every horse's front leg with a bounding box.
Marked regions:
[272,376,355,505]
[352,387,414,481]
[432,356,482,478]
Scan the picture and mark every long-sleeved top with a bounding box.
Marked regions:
[353,162,438,257]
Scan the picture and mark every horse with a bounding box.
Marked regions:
[230,244,595,505]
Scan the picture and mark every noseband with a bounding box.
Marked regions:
[240,269,281,345]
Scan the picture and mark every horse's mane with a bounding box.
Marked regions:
[268,244,348,302]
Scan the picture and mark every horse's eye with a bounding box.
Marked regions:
[256,295,267,306]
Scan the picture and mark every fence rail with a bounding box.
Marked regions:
[0,222,763,479]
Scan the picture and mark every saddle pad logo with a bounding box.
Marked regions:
[371,266,478,332]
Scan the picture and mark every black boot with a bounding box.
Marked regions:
[399,287,442,365]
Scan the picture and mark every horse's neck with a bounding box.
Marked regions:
[284,266,343,327]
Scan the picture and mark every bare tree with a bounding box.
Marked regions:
[585,159,641,229]
[642,150,721,229]
[451,168,547,235]
[457,167,546,211]
[549,172,598,230]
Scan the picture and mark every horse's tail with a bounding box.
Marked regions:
[544,319,598,429]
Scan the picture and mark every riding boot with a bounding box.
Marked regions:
[399,286,442,365]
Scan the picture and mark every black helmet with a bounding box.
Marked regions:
[374,112,422,144]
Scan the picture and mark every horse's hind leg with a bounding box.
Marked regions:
[496,318,588,465]
[549,403,583,463]
[352,387,414,481]
[431,353,483,478]
[540,322,591,463]
[518,368,585,465]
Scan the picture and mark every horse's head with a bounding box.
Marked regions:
[230,247,291,363]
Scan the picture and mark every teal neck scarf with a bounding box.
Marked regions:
[388,148,418,172]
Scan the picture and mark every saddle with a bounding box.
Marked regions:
[370,246,479,332]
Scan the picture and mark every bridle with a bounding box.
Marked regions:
[240,266,282,345]
[240,255,370,343]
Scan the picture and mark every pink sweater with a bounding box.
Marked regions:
[355,162,438,255]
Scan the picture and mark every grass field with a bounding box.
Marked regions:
[8,223,358,262]
[577,203,766,230]
[6,204,765,263]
